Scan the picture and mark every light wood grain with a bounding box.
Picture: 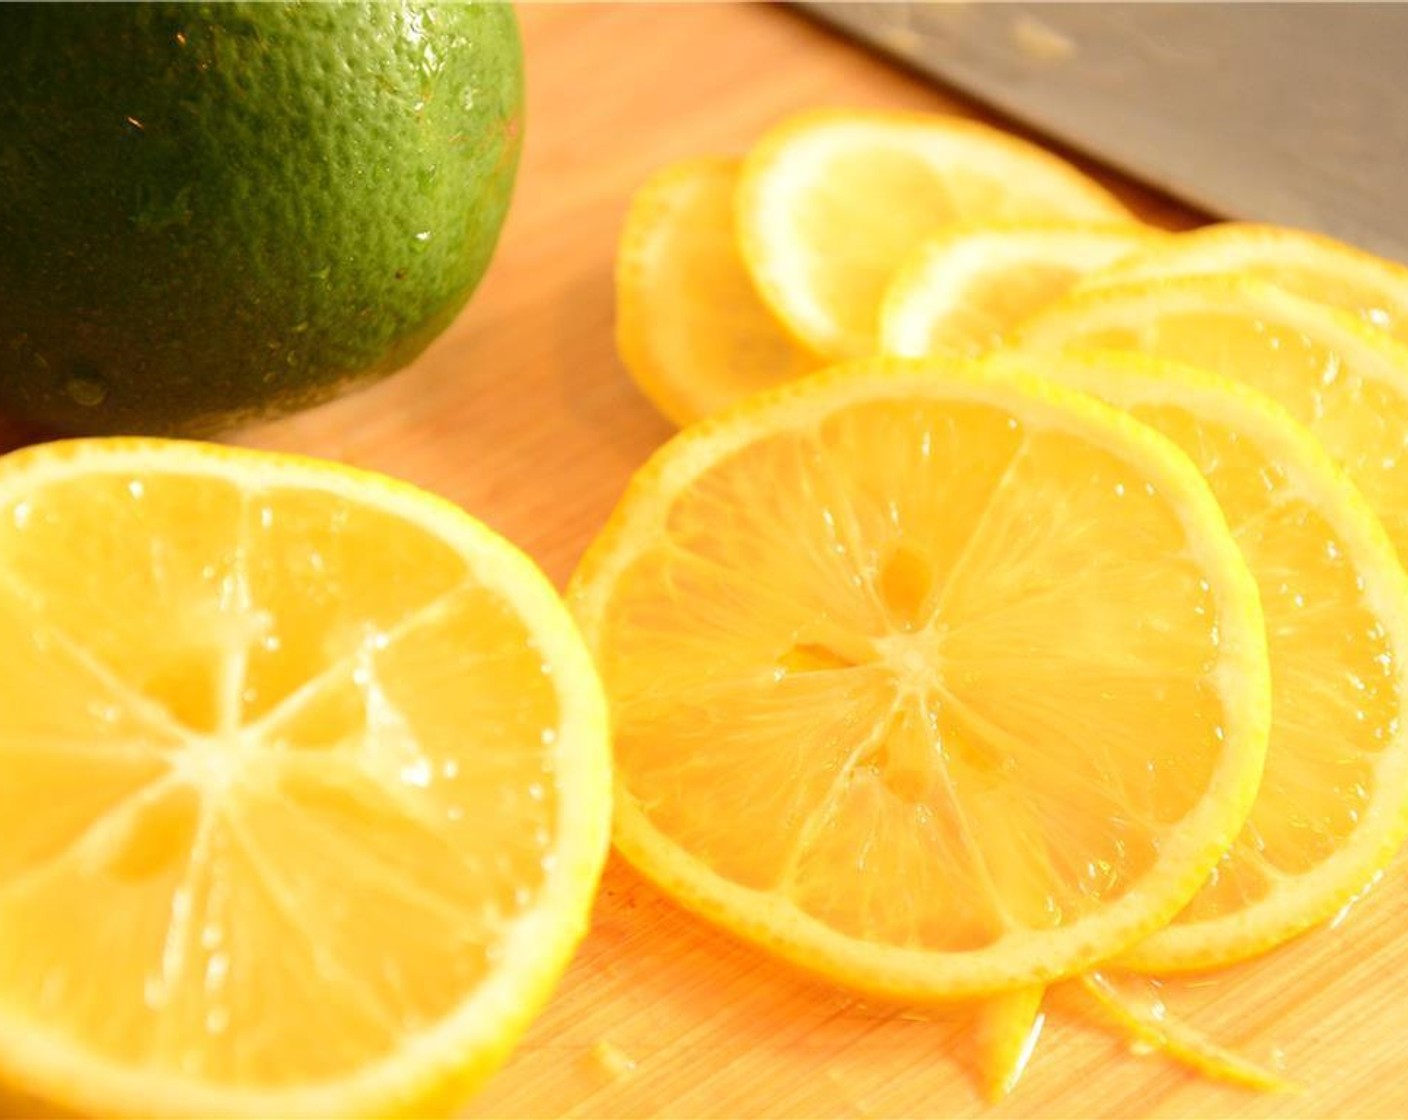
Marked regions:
[10,4,1407,1116]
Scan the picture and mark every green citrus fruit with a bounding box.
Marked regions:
[0,2,523,435]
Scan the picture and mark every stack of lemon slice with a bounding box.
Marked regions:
[606,106,1408,1098]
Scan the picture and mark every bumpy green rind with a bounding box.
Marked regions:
[0,1,524,435]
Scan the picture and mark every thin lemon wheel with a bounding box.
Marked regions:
[0,439,612,1118]
[736,109,1132,360]
[998,351,1408,970]
[1080,222,1408,345]
[879,221,1165,358]
[569,357,1270,1000]
[1014,275,1408,557]
[616,157,818,426]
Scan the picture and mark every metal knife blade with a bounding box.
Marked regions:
[797,2,1408,264]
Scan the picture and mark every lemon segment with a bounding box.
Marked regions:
[971,987,1046,1101]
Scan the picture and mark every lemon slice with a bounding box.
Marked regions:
[879,221,1165,358]
[0,439,612,1118]
[1014,275,1408,557]
[616,157,818,426]
[999,351,1408,969]
[569,357,1269,1001]
[736,109,1132,360]
[1081,222,1408,345]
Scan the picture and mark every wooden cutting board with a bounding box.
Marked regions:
[231,6,1408,1117]
[11,5,1405,1116]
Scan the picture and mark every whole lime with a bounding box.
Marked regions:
[0,2,523,435]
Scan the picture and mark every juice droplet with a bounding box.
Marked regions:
[64,375,108,407]
[590,1040,638,1080]
[205,1004,231,1035]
